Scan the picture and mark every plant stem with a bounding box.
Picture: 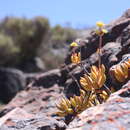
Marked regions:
[65,65,81,89]
[79,44,89,75]
[79,63,89,74]
[98,35,102,68]
[96,93,102,104]
[103,84,111,95]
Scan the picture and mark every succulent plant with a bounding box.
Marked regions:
[71,52,81,64]
[55,22,111,125]
[80,64,106,91]
[110,59,130,83]
[56,86,109,118]
[56,64,110,118]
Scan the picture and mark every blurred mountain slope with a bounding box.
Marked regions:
[0,17,78,72]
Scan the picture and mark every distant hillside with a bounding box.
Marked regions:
[0,17,79,72]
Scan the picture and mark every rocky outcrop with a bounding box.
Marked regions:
[0,67,65,103]
[67,81,130,130]
[62,9,130,97]
[0,68,26,103]
[0,80,130,130]
[19,57,46,73]
[0,85,66,130]
[30,69,62,88]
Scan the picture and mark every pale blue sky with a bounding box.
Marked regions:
[0,0,130,28]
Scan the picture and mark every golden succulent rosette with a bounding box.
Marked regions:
[56,89,95,117]
[80,64,106,91]
[56,88,109,117]
[71,52,81,64]
[110,59,130,82]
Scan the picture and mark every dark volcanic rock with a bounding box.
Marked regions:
[65,18,130,65]
[19,57,46,73]
[62,9,130,96]
[31,69,62,88]
[0,68,26,103]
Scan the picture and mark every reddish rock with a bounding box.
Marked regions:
[0,84,66,130]
[0,107,34,127]
[67,81,130,130]
[3,84,63,115]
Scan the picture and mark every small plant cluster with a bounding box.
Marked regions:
[56,21,130,124]
[110,58,130,82]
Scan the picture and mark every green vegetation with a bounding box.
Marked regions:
[51,25,77,49]
[0,17,77,71]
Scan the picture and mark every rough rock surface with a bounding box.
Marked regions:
[0,67,26,103]
[0,9,130,130]
[63,9,130,97]
[0,85,66,130]
[67,81,130,130]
